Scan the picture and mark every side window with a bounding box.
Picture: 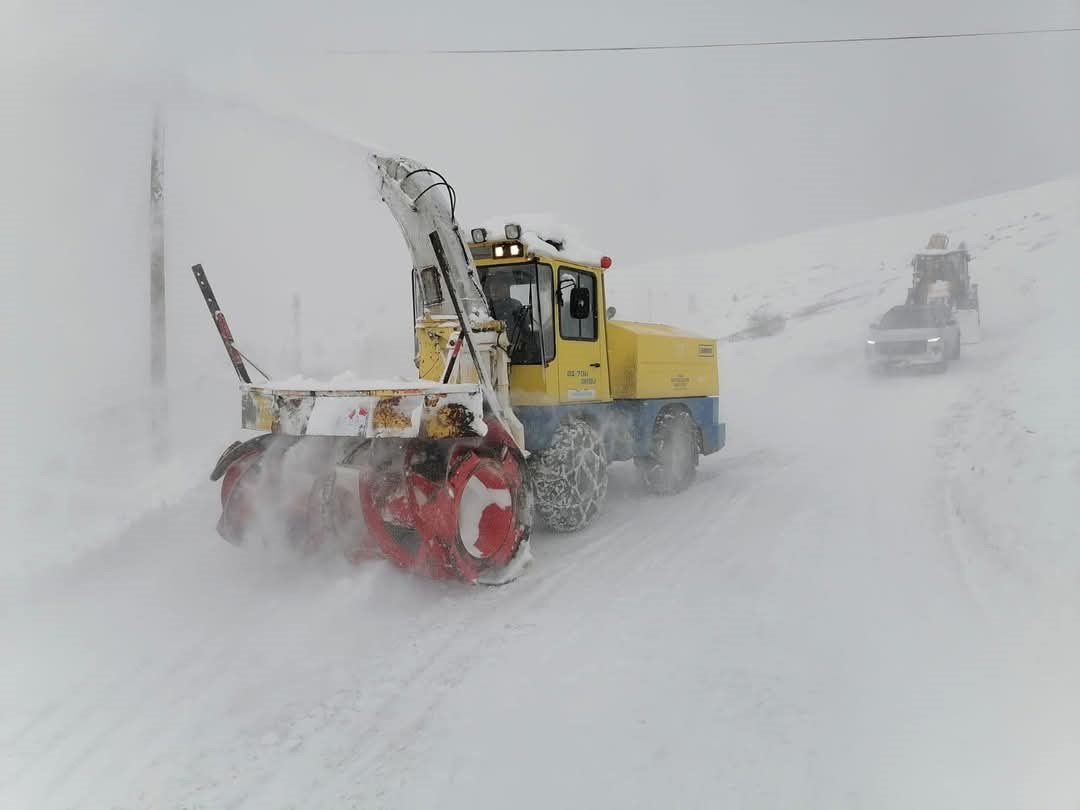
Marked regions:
[411,268,422,360]
[558,267,597,341]
[411,268,423,320]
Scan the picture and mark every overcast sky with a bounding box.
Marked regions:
[12,0,1080,260]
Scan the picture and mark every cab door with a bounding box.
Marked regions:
[555,264,611,403]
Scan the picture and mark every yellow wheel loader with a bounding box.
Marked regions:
[905,232,982,343]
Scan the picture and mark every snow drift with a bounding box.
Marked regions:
[4,175,1079,810]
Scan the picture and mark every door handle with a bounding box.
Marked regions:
[589,363,601,368]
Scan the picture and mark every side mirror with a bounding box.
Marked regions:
[569,287,591,319]
[606,306,616,319]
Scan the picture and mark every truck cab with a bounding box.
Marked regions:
[469,232,611,407]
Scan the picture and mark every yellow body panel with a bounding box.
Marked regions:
[415,320,461,382]
[508,365,561,407]
[606,320,719,400]
[413,317,504,384]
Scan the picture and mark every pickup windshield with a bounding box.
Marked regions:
[914,252,966,283]
[879,306,944,329]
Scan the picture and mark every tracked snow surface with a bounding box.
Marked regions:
[4,178,1079,809]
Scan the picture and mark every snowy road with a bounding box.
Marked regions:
[5,182,1079,809]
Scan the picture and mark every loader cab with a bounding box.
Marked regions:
[913,249,969,286]
[468,225,614,407]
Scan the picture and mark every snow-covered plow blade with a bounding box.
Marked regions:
[213,381,531,585]
[954,306,981,344]
[956,280,981,344]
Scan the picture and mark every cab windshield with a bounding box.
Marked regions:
[479,262,555,365]
[880,305,946,329]
[914,253,965,282]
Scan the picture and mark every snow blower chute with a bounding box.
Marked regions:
[192,155,532,584]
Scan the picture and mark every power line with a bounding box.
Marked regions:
[329,26,1080,56]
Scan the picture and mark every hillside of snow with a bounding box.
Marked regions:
[609,177,1080,604]
[4,176,1078,809]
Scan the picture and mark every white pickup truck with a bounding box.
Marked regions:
[865,304,961,374]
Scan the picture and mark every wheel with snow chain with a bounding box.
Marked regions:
[529,419,608,533]
[636,409,699,495]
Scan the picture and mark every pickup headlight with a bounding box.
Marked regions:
[926,337,942,343]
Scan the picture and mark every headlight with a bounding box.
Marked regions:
[493,245,505,258]
[926,337,942,343]
[504,223,522,240]
[866,339,876,345]
[471,227,487,243]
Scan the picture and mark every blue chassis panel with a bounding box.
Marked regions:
[515,397,725,462]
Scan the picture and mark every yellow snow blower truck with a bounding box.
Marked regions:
[193,155,724,584]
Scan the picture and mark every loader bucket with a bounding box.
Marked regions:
[955,307,981,344]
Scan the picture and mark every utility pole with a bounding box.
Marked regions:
[292,293,303,372]
[149,108,168,462]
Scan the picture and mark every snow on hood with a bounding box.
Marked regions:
[474,212,609,267]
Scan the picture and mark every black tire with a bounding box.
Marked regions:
[636,409,700,495]
[530,419,608,533]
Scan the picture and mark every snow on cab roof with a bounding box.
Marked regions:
[472,213,608,267]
